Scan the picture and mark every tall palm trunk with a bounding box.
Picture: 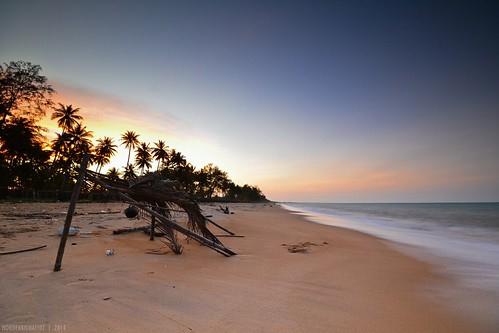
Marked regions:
[50,130,65,174]
[126,147,132,168]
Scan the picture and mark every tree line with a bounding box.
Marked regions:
[0,61,267,202]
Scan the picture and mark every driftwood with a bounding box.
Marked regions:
[119,192,235,256]
[214,234,245,238]
[144,229,165,237]
[85,171,236,257]
[112,226,150,235]
[85,211,121,215]
[112,226,165,237]
[206,218,235,235]
[0,245,47,256]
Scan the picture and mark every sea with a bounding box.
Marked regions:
[280,202,499,299]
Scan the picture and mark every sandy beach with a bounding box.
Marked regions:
[0,202,482,332]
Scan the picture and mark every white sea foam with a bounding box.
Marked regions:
[280,202,499,295]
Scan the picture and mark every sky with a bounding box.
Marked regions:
[1,0,498,202]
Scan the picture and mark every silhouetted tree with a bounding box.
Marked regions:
[94,137,117,173]
[135,142,152,175]
[120,130,140,168]
[168,149,187,169]
[50,104,82,164]
[0,117,50,191]
[106,167,121,181]
[123,164,137,181]
[152,140,169,171]
[196,164,229,198]
[51,104,82,131]
[56,123,93,192]
[0,61,54,127]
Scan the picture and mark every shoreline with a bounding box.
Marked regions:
[281,202,499,331]
[0,202,485,332]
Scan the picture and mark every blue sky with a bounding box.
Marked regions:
[1,0,498,202]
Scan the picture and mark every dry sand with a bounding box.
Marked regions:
[0,202,483,332]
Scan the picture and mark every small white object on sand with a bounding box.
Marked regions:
[58,226,79,236]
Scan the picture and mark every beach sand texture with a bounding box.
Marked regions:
[0,203,481,332]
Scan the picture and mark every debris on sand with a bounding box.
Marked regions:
[0,245,47,256]
[145,248,170,255]
[58,226,79,236]
[220,205,231,214]
[285,241,323,253]
[85,171,236,257]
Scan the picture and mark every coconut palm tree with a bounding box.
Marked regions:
[68,124,93,150]
[67,123,94,167]
[152,140,169,171]
[50,132,70,166]
[51,104,82,131]
[94,137,117,173]
[50,104,82,163]
[169,149,187,169]
[135,142,152,175]
[123,164,137,181]
[120,130,140,168]
[106,167,121,181]
[56,123,93,192]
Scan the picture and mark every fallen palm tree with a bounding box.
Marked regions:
[54,156,236,272]
[86,170,236,256]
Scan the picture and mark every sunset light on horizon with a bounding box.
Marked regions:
[2,0,498,202]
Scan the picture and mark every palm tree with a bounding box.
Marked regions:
[50,132,71,166]
[123,164,137,181]
[169,149,187,169]
[57,123,93,192]
[120,130,140,168]
[50,104,82,163]
[152,140,169,171]
[67,123,94,167]
[106,167,121,181]
[94,137,117,173]
[68,124,93,151]
[51,104,82,131]
[135,142,152,175]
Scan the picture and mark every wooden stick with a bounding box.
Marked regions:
[85,211,121,215]
[214,234,245,238]
[112,226,150,234]
[53,155,88,272]
[0,245,47,256]
[206,218,235,235]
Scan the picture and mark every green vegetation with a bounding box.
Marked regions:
[0,61,267,202]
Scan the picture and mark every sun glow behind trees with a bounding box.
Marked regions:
[0,61,266,202]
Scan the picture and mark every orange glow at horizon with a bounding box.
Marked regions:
[40,83,226,175]
[259,163,495,202]
[38,82,494,202]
